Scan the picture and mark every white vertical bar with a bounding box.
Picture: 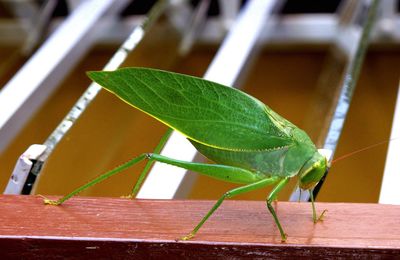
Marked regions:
[137,0,278,199]
[379,83,400,204]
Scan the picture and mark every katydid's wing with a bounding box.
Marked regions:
[88,67,294,151]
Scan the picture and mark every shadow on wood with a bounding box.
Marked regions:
[0,195,399,258]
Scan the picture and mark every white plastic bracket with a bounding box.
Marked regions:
[4,144,46,195]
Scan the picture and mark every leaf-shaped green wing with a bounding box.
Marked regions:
[88,67,293,151]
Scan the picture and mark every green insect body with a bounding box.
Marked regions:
[44,67,328,242]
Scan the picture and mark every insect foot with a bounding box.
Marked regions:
[281,233,288,243]
[314,209,328,223]
[177,232,195,241]
[40,195,61,206]
[120,194,135,199]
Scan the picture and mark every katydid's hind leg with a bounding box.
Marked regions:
[309,190,327,223]
[180,177,280,241]
[45,147,256,206]
[43,154,148,206]
[266,177,290,242]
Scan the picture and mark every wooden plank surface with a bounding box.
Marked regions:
[0,195,399,259]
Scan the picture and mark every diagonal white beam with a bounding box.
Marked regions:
[0,0,128,154]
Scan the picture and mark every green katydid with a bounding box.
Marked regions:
[43,67,329,242]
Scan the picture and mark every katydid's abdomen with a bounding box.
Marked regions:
[191,139,317,178]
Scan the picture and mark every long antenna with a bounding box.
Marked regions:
[331,138,399,164]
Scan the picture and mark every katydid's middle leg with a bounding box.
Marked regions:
[180,176,281,241]
[135,153,281,240]
[266,177,290,242]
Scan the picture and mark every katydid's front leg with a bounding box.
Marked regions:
[266,177,290,242]
[309,190,327,223]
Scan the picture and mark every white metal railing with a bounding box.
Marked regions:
[3,0,166,195]
[0,0,129,154]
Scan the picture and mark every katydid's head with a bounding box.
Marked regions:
[299,150,330,190]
